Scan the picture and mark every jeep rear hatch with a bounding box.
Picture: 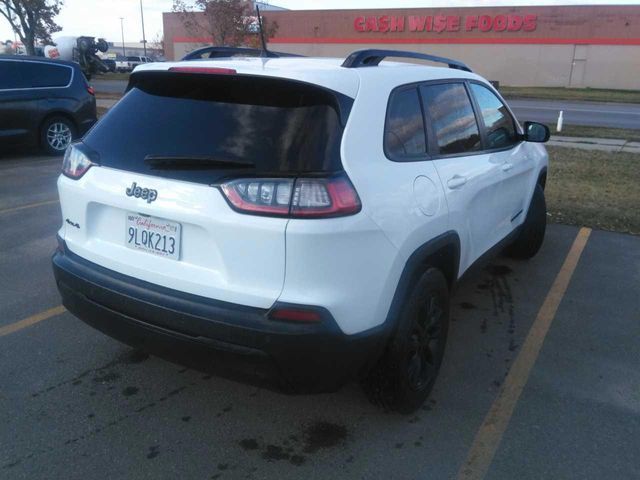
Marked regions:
[59,72,352,309]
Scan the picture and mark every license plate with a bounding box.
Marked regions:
[125,212,181,260]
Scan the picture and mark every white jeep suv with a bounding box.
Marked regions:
[53,49,549,413]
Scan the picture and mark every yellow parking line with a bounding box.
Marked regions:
[0,305,66,338]
[0,199,59,215]
[457,227,592,480]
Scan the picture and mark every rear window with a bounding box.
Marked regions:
[84,72,352,184]
[0,60,72,89]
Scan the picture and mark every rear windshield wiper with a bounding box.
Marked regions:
[144,155,255,170]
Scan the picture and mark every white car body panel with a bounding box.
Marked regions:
[58,167,288,308]
[278,214,401,335]
[57,56,548,335]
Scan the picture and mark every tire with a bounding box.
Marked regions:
[41,116,76,156]
[77,37,90,52]
[363,268,450,414]
[505,184,546,259]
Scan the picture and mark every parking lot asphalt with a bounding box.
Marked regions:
[508,99,640,129]
[1,153,639,480]
[92,79,127,95]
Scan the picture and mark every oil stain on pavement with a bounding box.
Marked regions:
[238,421,348,467]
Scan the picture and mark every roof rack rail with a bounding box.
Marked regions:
[341,49,472,72]
[182,46,303,61]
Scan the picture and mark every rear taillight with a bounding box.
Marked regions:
[291,177,361,218]
[219,174,361,218]
[62,143,97,180]
[87,86,95,95]
[221,178,292,216]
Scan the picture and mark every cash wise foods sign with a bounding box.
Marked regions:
[353,14,537,34]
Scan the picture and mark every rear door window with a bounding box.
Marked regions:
[420,83,481,156]
[384,87,427,160]
[0,61,72,89]
[83,72,352,184]
[469,83,518,149]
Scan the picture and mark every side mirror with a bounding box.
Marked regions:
[523,121,550,143]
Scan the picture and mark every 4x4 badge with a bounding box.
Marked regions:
[126,182,158,203]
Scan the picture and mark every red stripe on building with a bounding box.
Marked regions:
[173,36,640,46]
[268,36,640,46]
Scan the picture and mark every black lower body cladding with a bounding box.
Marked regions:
[52,244,387,393]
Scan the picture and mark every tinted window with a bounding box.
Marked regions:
[84,73,351,184]
[127,56,140,61]
[0,61,72,89]
[420,83,481,155]
[384,88,426,159]
[470,83,518,149]
[0,61,24,89]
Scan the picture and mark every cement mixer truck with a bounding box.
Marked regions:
[43,36,109,79]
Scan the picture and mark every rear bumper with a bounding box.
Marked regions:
[52,243,388,392]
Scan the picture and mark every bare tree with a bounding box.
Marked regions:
[172,0,277,48]
[0,0,63,56]
[151,31,165,57]
[244,13,278,49]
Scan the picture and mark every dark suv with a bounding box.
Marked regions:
[0,55,97,155]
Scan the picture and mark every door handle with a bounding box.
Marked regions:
[447,175,467,189]
[502,162,514,172]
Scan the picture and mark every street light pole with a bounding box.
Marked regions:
[140,0,147,57]
[120,17,125,57]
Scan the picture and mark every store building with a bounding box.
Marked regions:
[163,4,640,89]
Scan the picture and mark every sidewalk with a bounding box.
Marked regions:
[549,135,640,153]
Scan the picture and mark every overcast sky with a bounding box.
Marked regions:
[2,0,639,45]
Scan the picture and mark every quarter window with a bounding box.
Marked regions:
[0,61,71,89]
[384,87,427,159]
[470,83,518,149]
[420,83,481,155]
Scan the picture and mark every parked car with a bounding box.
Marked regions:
[126,55,153,70]
[0,55,97,155]
[52,49,549,413]
[115,55,132,73]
